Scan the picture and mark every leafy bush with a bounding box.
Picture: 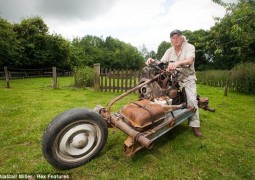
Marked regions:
[229,62,255,94]
[73,66,94,88]
[196,62,255,94]
[196,70,229,87]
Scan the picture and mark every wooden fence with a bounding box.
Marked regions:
[2,65,141,92]
[0,67,71,80]
[99,68,141,93]
[1,66,71,89]
[197,79,249,94]
[93,63,141,93]
[3,64,249,94]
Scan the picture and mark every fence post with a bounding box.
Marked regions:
[4,66,10,88]
[224,72,232,96]
[224,82,228,96]
[94,63,100,91]
[52,67,57,89]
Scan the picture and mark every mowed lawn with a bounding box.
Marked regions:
[0,77,254,179]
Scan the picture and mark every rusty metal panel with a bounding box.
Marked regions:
[123,107,195,156]
[120,99,166,129]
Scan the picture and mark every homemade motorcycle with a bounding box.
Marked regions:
[42,62,214,169]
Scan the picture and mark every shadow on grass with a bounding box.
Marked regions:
[130,124,190,162]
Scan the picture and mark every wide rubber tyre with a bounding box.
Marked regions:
[42,108,108,170]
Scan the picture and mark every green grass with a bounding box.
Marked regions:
[0,77,254,179]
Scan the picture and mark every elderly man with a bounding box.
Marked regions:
[146,29,202,137]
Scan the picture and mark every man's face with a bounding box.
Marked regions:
[170,34,183,47]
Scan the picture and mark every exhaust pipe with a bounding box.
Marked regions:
[111,115,153,149]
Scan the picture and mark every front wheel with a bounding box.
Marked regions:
[42,108,108,170]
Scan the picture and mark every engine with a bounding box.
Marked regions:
[138,64,185,106]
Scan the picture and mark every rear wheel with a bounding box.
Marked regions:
[42,108,108,169]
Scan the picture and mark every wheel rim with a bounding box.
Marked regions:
[54,120,102,163]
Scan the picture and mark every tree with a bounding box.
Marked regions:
[71,35,144,70]
[228,0,255,62]
[13,17,48,67]
[156,41,170,60]
[139,44,149,60]
[43,34,71,68]
[183,29,211,70]
[104,36,144,69]
[71,35,105,67]
[0,17,21,67]
[13,16,71,68]
[208,0,255,69]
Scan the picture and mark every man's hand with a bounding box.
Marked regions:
[167,61,179,71]
[145,58,155,65]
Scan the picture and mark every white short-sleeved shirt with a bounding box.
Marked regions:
[160,41,196,83]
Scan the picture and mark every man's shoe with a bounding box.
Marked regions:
[192,127,202,137]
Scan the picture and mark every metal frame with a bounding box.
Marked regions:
[96,71,196,156]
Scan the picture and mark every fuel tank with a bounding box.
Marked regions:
[120,99,184,131]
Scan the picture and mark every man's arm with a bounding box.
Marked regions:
[167,57,193,71]
[167,44,195,71]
